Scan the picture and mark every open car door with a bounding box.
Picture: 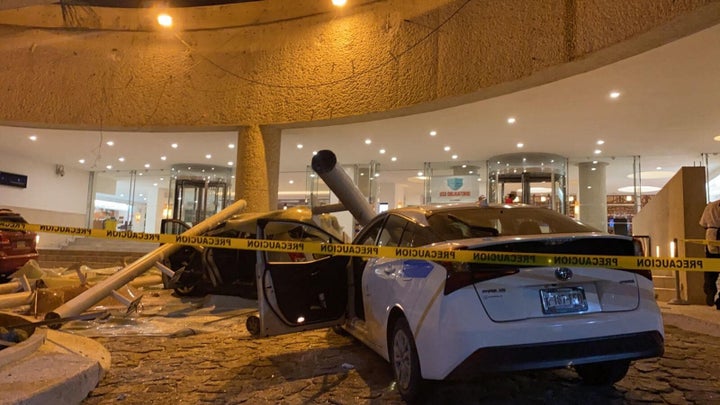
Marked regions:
[248,219,350,337]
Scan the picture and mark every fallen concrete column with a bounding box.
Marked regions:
[311,150,375,226]
[45,199,248,326]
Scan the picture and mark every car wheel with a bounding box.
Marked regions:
[390,317,423,402]
[331,325,350,336]
[575,359,630,385]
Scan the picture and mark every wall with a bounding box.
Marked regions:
[0,151,89,248]
[632,166,706,304]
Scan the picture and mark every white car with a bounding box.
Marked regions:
[250,204,664,401]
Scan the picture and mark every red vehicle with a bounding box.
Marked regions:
[0,209,39,280]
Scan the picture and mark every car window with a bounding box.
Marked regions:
[377,214,407,247]
[265,222,340,263]
[356,216,385,246]
[399,221,438,247]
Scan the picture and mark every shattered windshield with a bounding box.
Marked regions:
[427,207,597,239]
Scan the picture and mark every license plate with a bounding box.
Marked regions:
[16,241,26,248]
[540,287,588,314]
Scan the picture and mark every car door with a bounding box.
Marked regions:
[253,219,350,337]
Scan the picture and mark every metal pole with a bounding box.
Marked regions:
[668,237,688,305]
[45,199,247,325]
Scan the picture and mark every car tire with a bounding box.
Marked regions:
[575,359,630,385]
[390,317,423,402]
[246,315,261,336]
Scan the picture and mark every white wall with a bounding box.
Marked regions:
[0,152,90,247]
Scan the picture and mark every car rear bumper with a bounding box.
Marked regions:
[446,330,664,379]
[0,252,39,273]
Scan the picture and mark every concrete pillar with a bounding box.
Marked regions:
[234,125,281,212]
[578,161,608,232]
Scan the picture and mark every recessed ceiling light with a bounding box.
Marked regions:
[106,141,114,146]
[379,149,386,154]
[374,173,380,177]
[469,170,474,174]
[161,156,167,161]
[462,164,467,168]
[78,159,85,164]
[656,166,662,170]
[228,161,233,166]
[714,135,720,142]
[289,180,294,184]
[444,146,451,152]
[312,151,317,155]
[205,154,212,159]
[228,143,235,149]
[297,144,303,149]
[417,171,424,176]
[596,140,605,145]
[106,165,112,169]
[153,183,158,187]
[429,131,437,136]
[594,149,602,154]
[609,91,621,99]
[118,157,125,162]
[157,13,173,27]
[332,0,347,6]
[171,143,178,148]
[144,163,150,168]
[391,156,397,162]
[451,154,458,160]
[28,135,37,141]
[516,142,524,148]
[507,117,516,124]
[364,139,372,145]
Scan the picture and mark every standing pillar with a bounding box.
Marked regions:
[234,125,281,212]
[578,161,608,231]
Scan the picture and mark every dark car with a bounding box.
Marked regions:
[0,209,39,280]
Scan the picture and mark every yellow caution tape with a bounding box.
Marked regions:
[2,221,719,272]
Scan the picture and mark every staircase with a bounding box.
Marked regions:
[37,237,156,269]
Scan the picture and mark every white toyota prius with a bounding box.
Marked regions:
[249,204,664,401]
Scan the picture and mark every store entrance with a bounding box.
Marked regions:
[172,179,228,225]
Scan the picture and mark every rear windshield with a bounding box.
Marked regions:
[427,207,597,240]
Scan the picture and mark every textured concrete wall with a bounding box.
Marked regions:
[0,0,717,130]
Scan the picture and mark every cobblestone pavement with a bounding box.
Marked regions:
[80,314,720,405]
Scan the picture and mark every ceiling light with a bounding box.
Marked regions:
[106,165,112,169]
[462,164,467,168]
[594,149,602,154]
[228,161,233,166]
[379,149,386,154]
[374,173,380,177]
[157,13,173,27]
[161,156,167,161]
[153,183,158,187]
[28,135,37,141]
[609,91,621,99]
[297,144,303,149]
[444,146,451,151]
[516,143,524,148]
[596,140,605,145]
[618,185,661,193]
[451,154,458,159]
[417,171,424,176]
[332,0,347,6]
[468,170,474,174]
[118,157,125,162]
[714,135,720,142]
[312,151,318,155]
[391,156,397,162]
[656,166,662,170]
[507,117,516,124]
[228,143,235,149]
[78,159,85,164]
[205,154,212,159]
[289,180,294,184]
[106,141,114,146]
[365,139,372,145]
[429,130,437,136]
[144,163,150,168]
[171,143,178,148]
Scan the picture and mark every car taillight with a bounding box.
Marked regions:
[441,261,519,295]
[0,234,10,246]
[630,239,653,281]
